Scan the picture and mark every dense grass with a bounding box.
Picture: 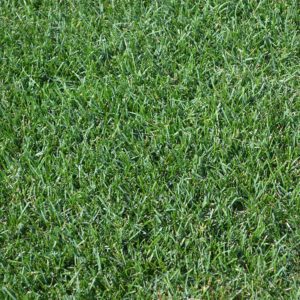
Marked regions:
[0,0,299,298]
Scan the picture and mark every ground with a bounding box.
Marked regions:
[0,0,299,299]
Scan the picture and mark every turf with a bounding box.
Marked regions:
[0,0,299,299]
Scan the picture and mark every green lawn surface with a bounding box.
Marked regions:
[0,0,299,298]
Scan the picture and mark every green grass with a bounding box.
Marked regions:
[0,0,299,298]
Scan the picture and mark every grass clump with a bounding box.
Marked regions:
[0,0,299,298]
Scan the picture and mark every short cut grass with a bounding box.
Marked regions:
[0,0,299,299]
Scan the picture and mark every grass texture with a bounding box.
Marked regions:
[0,0,299,298]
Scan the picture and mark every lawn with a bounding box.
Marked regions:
[0,0,299,298]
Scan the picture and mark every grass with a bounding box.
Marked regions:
[0,0,299,298]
